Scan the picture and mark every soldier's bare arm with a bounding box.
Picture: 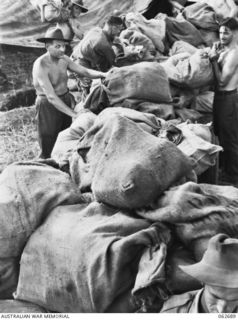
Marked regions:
[66,56,108,79]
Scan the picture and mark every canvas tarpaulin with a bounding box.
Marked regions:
[0,0,134,47]
[0,0,49,47]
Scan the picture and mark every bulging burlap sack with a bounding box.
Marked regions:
[165,15,205,48]
[0,161,82,298]
[103,62,172,106]
[15,202,167,312]
[125,12,166,53]
[137,182,238,261]
[51,110,96,163]
[201,0,238,20]
[182,2,218,31]
[161,50,214,89]
[169,40,197,56]
[77,114,194,208]
[119,29,156,60]
[177,122,222,175]
[69,108,163,191]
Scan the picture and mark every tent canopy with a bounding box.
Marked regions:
[0,0,134,47]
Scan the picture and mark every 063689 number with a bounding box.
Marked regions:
[218,314,236,319]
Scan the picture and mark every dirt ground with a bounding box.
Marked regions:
[0,106,39,173]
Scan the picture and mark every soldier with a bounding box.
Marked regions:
[161,234,238,313]
[33,27,107,158]
[209,18,238,185]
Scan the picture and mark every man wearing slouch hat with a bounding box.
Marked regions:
[33,27,107,159]
[161,233,238,313]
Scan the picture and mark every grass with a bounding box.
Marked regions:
[0,106,40,173]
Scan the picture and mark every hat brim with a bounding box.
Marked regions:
[180,261,238,288]
[79,6,88,13]
[72,2,88,12]
[37,37,71,43]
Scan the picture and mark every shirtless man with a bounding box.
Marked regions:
[33,27,107,159]
[208,18,238,184]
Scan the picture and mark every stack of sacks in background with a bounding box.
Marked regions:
[123,12,166,55]
[122,3,224,121]
[161,43,214,121]
[121,10,204,58]
[181,2,219,46]
[115,29,157,66]
[69,0,225,122]
[159,0,237,121]
[200,0,238,21]
[70,4,219,122]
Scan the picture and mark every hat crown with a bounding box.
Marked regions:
[203,234,238,271]
[179,233,238,288]
[44,28,65,40]
[37,28,70,43]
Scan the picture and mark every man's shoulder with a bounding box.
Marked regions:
[160,290,200,313]
[226,46,238,61]
[33,54,48,68]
